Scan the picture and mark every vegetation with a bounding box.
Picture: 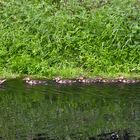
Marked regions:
[0,0,140,78]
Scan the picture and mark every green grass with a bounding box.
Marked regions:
[0,0,140,78]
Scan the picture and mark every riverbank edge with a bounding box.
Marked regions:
[0,72,140,80]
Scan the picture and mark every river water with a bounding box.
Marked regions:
[0,79,140,140]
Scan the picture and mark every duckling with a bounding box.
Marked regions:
[55,77,76,84]
[78,77,88,83]
[93,77,102,83]
[94,77,103,83]
[125,79,134,84]
[0,79,6,85]
[117,76,125,82]
[78,77,96,83]
[111,79,118,83]
[135,79,140,83]
[102,79,111,83]
[23,77,47,85]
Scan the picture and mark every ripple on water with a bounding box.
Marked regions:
[0,79,140,139]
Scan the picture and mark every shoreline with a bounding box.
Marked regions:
[0,73,140,80]
[0,73,140,84]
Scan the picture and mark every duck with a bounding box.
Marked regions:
[110,79,119,83]
[55,77,76,84]
[102,79,111,83]
[23,77,47,85]
[135,79,140,83]
[78,77,96,83]
[117,76,125,82]
[78,77,87,83]
[94,77,103,82]
[0,79,6,85]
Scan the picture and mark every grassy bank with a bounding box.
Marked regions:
[0,0,140,79]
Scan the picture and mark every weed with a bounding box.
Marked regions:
[0,0,140,78]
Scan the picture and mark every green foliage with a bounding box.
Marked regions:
[0,0,140,77]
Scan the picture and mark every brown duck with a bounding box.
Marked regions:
[23,77,47,85]
[55,77,76,84]
[78,77,97,83]
[78,76,104,83]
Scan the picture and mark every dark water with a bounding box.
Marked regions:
[0,79,140,140]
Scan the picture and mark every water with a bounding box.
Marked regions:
[0,79,140,140]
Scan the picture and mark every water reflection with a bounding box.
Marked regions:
[0,79,140,140]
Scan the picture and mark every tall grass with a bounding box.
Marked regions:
[0,0,140,78]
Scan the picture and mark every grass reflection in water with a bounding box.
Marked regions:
[0,79,140,140]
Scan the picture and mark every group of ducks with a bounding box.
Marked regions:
[0,76,140,86]
[55,76,140,84]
